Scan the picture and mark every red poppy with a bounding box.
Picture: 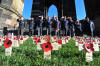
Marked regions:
[4,38,12,48]
[36,39,41,44]
[65,36,69,40]
[84,43,94,53]
[57,40,62,45]
[3,37,6,39]
[14,37,18,40]
[33,37,37,41]
[42,42,53,52]
[20,37,23,40]
[78,41,84,44]
[92,40,95,42]
[53,36,56,40]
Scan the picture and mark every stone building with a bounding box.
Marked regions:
[0,0,24,34]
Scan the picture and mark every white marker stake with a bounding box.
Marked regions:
[44,51,51,60]
[52,42,58,50]
[11,39,14,47]
[86,52,93,62]
[12,40,19,47]
[11,33,14,40]
[75,40,78,46]
[0,39,4,46]
[20,40,23,44]
[93,43,99,51]
[33,39,36,44]
[58,44,62,49]
[65,40,68,43]
[37,43,42,50]
[23,37,28,41]
[0,40,2,46]
[62,39,66,44]
[15,40,19,47]
[0,43,2,46]
[78,44,84,51]
[41,40,46,44]
[5,47,12,56]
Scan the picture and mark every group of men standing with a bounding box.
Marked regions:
[17,16,95,37]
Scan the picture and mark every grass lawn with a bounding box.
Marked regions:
[0,38,100,66]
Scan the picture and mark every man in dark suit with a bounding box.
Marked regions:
[64,16,69,36]
[83,17,95,37]
[38,16,43,36]
[90,20,95,37]
[68,17,75,37]
[51,16,57,36]
[47,16,52,35]
[60,16,65,36]
[82,17,90,35]
[17,16,25,36]
[55,17,61,36]
[75,20,82,36]
[29,18,35,36]
[85,17,95,37]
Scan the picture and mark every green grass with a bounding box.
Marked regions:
[0,38,100,66]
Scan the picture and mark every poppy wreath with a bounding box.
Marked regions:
[84,43,94,53]
[57,40,62,45]
[4,38,12,48]
[42,42,53,52]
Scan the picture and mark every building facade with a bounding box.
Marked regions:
[31,0,76,19]
[0,0,24,34]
